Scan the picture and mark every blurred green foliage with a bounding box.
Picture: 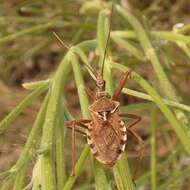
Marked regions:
[0,1,190,190]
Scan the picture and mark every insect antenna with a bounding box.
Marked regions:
[52,32,97,81]
[101,3,114,77]
[53,31,71,50]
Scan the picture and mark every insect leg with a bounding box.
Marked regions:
[85,87,96,101]
[65,119,91,130]
[127,127,144,182]
[112,70,132,100]
[119,113,141,129]
[65,119,91,176]
[66,124,86,135]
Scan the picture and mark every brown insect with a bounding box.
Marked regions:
[53,4,144,180]
[66,69,144,178]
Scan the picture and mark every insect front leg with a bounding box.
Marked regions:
[119,113,143,182]
[66,119,90,135]
[112,70,132,100]
[65,119,91,176]
[85,87,96,101]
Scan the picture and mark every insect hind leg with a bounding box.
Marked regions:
[127,127,144,182]
[65,119,91,176]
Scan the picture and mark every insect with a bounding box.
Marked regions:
[53,4,144,180]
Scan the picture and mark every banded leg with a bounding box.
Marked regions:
[112,70,132,100]
[119,113,143,181]
[65,119,91,176]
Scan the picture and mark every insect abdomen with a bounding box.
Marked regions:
[87,120,127,166]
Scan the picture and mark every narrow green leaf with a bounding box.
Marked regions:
[150,109,157,190]
[55,100,66,189]
[0,22,55,45]
[63,53,91,189]
[63,145,90,190]
[40,55,71,190]
[22,79,51,90]
[113,154,135,190]
[122,88,190,112]
[93,159,109,190]
[111,35,145,61]
[13,164,28,190]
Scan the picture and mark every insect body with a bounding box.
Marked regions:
[66,69,144,178]
[87,71,127,167]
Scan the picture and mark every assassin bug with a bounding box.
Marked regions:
[53,4,144,180]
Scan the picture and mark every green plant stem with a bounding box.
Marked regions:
[97,10,108,61]
[93,159,109,190]
[177,24,190,34]
[0,22,55,45]
[111,35,145,61]
[0,170,12,180]
[55,99,66,190]
[63,53,90,190]
[70,53,90,118]
[63,145,90,190]
[40,55,70,190]
[22,79,51,90]
[112,30,190,44]
[0,16,52,23]
[0,21,94,45]
[1,179,13,190]
[152,31,190,43]
[113,154,134,190]
[176,41,190,59]
[62,39,101,189]
[111,31,136,40]
[111,62,190,154]
[11,92,49,171]
[75,183,95,190]
[0,90,49,189]
[121,103,155,112]
[150,109,157,190]
[122,88,190,112]
[97,8,113,96]
[75,39,97,52]
[0,83,48,134]
[13,164,27,190]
